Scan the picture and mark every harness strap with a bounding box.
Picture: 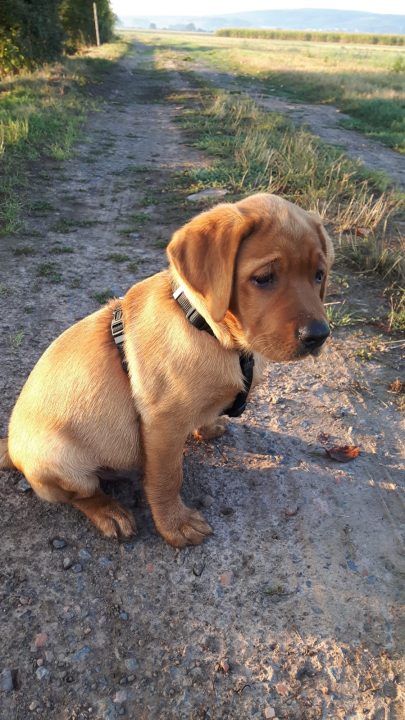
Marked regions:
[224,353,255,418]
[110,291,255,418]
[173,287,254,418]
[173,287,214,335]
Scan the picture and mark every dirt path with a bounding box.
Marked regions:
[1,42,404,720]
[178,63,405,190]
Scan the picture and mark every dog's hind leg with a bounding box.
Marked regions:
[0,438,15,469]
[193,416,228,442]
[27,469,136,539]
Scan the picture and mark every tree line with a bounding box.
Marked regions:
[0,0,115,75]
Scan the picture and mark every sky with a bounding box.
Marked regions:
[111,0,404,17]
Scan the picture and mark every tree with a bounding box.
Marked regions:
[0,0,116,76]
[59,0,115,52]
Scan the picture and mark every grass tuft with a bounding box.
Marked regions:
[325,301,365,328]
[36,262,62,282]
[92,289,114,305]
[106,253,130,263]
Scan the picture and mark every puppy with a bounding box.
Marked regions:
[0,193,334,547]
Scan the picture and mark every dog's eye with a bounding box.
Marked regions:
[315,270,324,284]
[251,273,275,288]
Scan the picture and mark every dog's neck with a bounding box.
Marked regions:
[173,286,215,336]
[168,269,249,353]
[171,283,255,419]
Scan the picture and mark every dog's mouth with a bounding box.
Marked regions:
[274,339,328,362]
[248,323,330,363]
[295,344,325,359]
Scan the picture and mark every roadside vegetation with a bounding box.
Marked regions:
[140,32,405,152]
[217,28,405,46]
[0,41,131,234]
[129,31,404,330]
[175,90,403,269]
[168,82,404,330]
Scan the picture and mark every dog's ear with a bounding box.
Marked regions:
[167,204,255,322]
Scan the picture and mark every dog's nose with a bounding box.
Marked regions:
[298,320,330,351]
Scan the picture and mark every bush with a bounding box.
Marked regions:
[0,0,63,75]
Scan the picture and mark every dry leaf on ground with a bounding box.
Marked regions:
[325,445,361,462]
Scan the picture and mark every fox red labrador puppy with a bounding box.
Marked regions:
[1,193,334,546]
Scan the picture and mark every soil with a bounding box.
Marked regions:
[0,42,404,720]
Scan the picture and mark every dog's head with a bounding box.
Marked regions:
[167,193,334,362]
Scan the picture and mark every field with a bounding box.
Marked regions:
[0,34,404,720]
[135,30,405,153]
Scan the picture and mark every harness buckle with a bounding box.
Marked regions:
[111,305,128,373]
[111,308,124,345]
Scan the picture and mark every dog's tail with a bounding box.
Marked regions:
[0,438,15,470]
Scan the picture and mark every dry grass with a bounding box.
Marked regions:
[174,89,404,320]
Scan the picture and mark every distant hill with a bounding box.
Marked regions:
[118,9,405,35]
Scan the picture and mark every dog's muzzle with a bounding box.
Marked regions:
[298,320,330,355]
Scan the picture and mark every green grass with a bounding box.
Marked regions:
[336,231,405,283]
[52,217,98,232]
[128,211,150,225]
[136,31,405,153]
[177,90,401,230]
[106,253,130,263]
[0,40,131,235]
[30,200,54,214]
[92,289,114,304]
[9,330,24,349]
[339,99,405,150]
[13,245,36,256]
[326,301,365,329]
[36,262,62,283]
[49,244,74,254]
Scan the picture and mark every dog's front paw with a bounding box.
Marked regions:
[154,501,212,548]
[193,417,228,442]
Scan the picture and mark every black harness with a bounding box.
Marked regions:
[111,289,254,418]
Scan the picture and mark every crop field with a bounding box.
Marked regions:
[217,28,405,45]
